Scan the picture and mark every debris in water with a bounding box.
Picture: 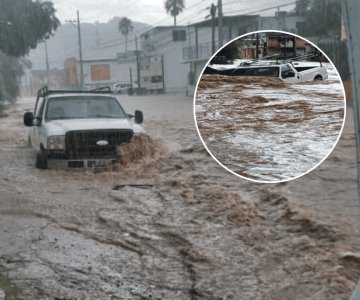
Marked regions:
[112,183,154,190]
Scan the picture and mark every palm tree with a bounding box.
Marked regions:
[165,0,185,26]
[118,17,133,52]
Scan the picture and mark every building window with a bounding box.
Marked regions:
[90,64,110,81]
[173,30,186,41]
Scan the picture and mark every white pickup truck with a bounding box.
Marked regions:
[274,62,328,83]
[23,87,144,169]
[204,61,328,83]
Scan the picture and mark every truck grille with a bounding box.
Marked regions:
[65,129,133,159]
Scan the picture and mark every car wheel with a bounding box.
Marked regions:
[314,75,323,81]
[36,149,48,169]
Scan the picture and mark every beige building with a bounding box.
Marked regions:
[64,57,78,88]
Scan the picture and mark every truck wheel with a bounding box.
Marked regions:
[36,149,48,169]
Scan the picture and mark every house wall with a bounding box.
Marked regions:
[140,55,163,91]
[162,43,190,93]
[80,59,137,88]
[141,27,190,94]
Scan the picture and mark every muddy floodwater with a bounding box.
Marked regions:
[0,94,359,299]
[195,63,345,182]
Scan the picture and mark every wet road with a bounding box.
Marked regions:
[0,94,359,299]
[195,63,345,182]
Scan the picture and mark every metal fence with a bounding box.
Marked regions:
[318,41,350,80]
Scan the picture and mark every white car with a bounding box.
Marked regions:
[112,82,136,94]
[23,87,144,169]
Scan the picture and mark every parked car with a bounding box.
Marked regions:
[112,82,135,94]
[23,87,144,169]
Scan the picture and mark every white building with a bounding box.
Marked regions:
[140,26,191,94]
[81,54,138,89]
[136,14,305,96]
[64,52,138,89]
[182,13,305,95]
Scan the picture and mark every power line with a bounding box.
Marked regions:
[48,1,298,55]
[97,0,209,49]
[227,1,296,16]
[222,0,249,7]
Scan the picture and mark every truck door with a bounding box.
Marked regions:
[31,97,46,150]
[280,64,300,83]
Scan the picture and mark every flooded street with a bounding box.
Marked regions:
[195,63,345,182]
[0,94,359,299]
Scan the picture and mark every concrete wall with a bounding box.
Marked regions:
[141,27,190,94]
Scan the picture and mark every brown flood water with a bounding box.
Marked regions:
[195,67,345,182]
[0,94,358,299]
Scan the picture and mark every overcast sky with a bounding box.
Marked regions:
[52,0,296,26]
[52,0,168,25]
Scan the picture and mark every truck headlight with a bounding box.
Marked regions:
[47,136,65,150]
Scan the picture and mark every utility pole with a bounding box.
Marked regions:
[217,0,223,46]
[255,33,259,59]
[77,10,84,88]
[195,26,199,59]
[66,10,84,88]
[129,67,133,94]
[210,3,217,53]
[161,54,165,93]
[343,0,360,297]
[292,35,296,56]
[135,36,141,92]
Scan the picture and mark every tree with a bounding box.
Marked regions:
[0,0,60,57]
[118,17,133,53]
[165,0,185,26]
[0,0,59,103]
[295,0,342,41]
[295,0,311,15]
[0,52,24,103]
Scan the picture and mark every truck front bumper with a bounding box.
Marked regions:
[46,150,118,169]
[47,158,118,169]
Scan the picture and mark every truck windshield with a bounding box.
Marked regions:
[45,96,127,121]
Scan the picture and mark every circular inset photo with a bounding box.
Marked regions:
[194,30,345,183]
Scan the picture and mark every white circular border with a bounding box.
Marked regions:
[193,29,347,184]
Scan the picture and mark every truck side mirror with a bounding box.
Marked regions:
[134,110,143,124]
[24,112,34,127]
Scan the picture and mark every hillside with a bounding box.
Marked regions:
[27,17,150,70]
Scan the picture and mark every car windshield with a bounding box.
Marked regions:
[45,96,127,121]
